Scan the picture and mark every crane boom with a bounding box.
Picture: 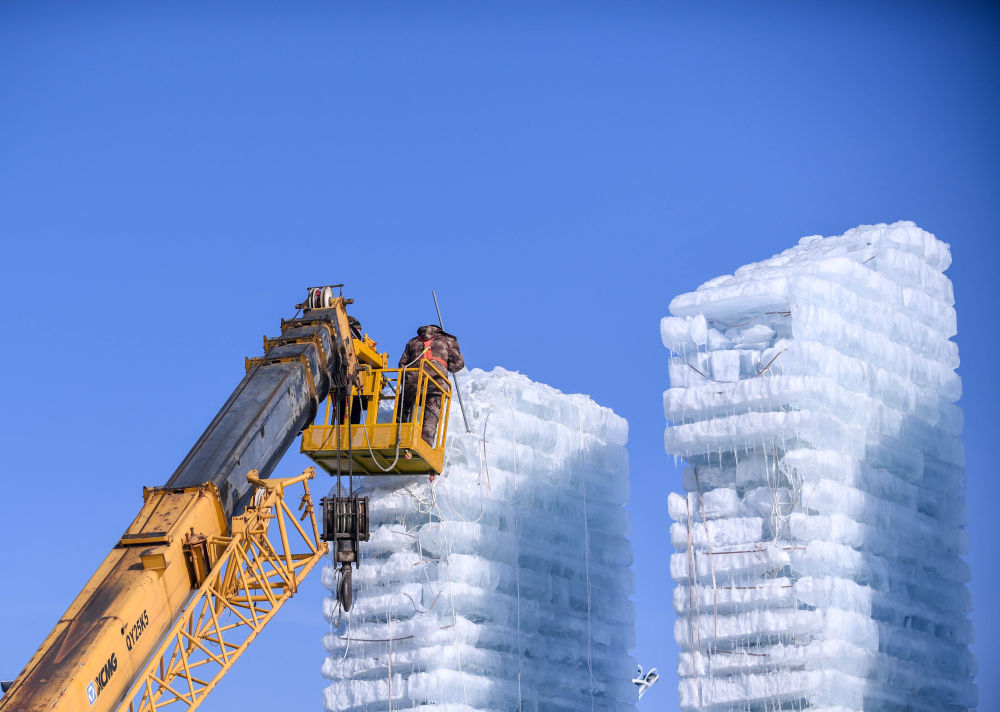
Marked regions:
[167,301,357,519]
[0,295,355,712]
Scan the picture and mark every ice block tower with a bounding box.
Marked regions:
[321,367,637,711]
[661,222,975,710]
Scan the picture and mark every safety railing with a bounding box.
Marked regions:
[303,360,453,475]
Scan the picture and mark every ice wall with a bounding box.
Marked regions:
[321,367,637,711]
[661,222,975,711]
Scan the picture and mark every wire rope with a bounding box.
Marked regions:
[577,405,596,712]
[502,383,524,712]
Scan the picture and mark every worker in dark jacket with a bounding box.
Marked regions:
[334,316,366,425]
[398,325,465,445]
[348,316,363,340]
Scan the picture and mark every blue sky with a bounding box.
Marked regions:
[0,1,997,710]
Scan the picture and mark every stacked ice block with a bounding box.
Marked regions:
[661,222,975,710]
[321,367,637,711]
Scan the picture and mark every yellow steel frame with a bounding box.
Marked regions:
[114,469,328,712]
[302,359,453,476]
[352,334,387,369]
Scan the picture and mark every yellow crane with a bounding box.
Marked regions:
[0,286,453,712]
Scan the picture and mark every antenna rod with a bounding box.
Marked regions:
[432,290,472,433]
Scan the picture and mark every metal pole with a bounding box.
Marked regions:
[432,290,471,433]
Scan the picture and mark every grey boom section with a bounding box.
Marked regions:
[165,310,347,519]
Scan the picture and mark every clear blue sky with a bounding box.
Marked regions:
[1,2,997,710]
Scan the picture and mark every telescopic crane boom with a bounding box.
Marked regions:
[0,287,453,712]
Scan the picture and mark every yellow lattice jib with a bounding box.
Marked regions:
[115,469,328,712]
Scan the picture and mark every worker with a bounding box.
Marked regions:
[334,316,366,425]
[398,325,465,444]
[348,316,363,340]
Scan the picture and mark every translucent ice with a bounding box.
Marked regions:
[321,367,636,711]
[662,222,975,711]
